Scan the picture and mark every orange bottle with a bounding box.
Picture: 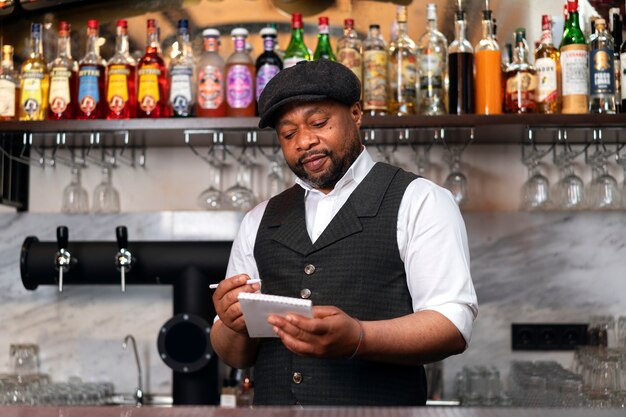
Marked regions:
[474,7,502,114]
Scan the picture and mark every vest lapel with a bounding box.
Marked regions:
[268,187,313,256]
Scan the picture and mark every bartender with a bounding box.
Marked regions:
[211,60,478,406]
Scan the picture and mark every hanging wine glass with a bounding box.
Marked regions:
[197,145,227,210]
[92,165,120,213]
[443,145,469,207]
[586,142,620,210]
[553,142,584,210]
[223,147,257,211]
[61,166,89,214]
[520,142,551,211]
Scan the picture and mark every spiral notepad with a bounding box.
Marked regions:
[238,292,313,338]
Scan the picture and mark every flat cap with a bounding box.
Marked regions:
[258,59,361,128]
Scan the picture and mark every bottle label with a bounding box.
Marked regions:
[535,57,558,103]
[390,55,417,97]
[620,53,626,100]
[226,64,253,108]
[264,37,275,52]
[198,65,223,109]
[363,50,388,110]
[283,57,306,69]
[49,66,72,114]
[560,45,588,96]
[138,64,161,113]
[589,47,614,95]
[21,71,44,117]
[169,64,193,113]
[505,72,538,111]
[418,49,443,91]
[107,64,130,113]
[338,48,363,82]
[78,65,101,114]
[0,78,16,117]
[256,63,280,101]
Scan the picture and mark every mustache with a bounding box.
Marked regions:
[297,150,330,165]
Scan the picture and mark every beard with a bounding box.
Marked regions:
[287,132,363,190]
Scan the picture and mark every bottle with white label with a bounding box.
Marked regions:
[416,3,447,115]
[169,19,196,117]
[48,21,77,120]
[559,0,588,114]
[535,15,560,114]
[283,13,310,68]
[363,24,389,115]
[196,29,226,117]
[0,45,19,121]
[77,19,106,119]
[19,23,49,121]
[588,18,616,114]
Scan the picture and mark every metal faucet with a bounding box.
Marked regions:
[115,226,134,292]
[122,334,144,406]
[54,226,72,292]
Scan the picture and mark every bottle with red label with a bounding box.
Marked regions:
[196,28,226,117]
[48,21,77,120]
[225,28,255,117]
[137,19,168,118]
[106,19,136,119]
[76,19,106,119]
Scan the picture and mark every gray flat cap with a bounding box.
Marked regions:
[257,59,361,129]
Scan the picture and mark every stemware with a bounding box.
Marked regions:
[61,166,89,214]
[520,143,551,211]
[92,166,120,213]
[223,149,257,211]
[197,147,227,210]
[443,145,469,207]
[553,144,585,210]
[587,155,620,210]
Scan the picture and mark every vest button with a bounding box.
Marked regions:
[300,288,311,299]
[292,372,303,384]
[304,264,316,275]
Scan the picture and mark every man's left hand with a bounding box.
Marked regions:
[267,306,361,358]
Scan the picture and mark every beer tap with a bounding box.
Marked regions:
[115,226,133,292]
[54,226,72,292]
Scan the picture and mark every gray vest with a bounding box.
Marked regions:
[252,162,426,406]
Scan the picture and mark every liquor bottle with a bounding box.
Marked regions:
[448,6,474,115]
[0,45,19,121]
[196,29,226,117]
[362,24,389,115]
[77,20,106,119]
[314,17,336,61]
[48,21,77,120]
[283,13,310,68]
[474,0,502,115]
[588,18,616,114]
[19,23,49,121]
[620,19,626,112]
[337,18,362,83]
[169,19,196,117]
[106,19,136,119]
[610,8,622,113]
[389,6,417,116]
[225,28,255,117]
[504,28,537,113]
[535,15,560,114]
[560,0,588,114]
[137,19,168,118]
[416,3,447,115]
[256,27,282,102]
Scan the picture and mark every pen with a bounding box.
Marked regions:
[209,279,261,290]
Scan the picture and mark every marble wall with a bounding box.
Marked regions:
[1,210,625,398]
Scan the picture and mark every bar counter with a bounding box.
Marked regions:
[1,407,625,417]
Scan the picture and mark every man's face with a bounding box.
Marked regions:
[275,100,363,193]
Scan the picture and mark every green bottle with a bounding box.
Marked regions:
[314,16,336,61]
[560,0,588,113]
[284,13,310,68]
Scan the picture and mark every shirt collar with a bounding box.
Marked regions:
[295,147,375,196]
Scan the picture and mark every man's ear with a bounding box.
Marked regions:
[350,102,363,129]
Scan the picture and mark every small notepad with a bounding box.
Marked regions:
[238,292,313,338]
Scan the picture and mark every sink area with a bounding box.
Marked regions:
[106,394,173,407]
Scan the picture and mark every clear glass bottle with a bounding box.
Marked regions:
[535,15,561,114]
[0,45,19,121]
[169,19,196,117]
[19,23,50,121]
[314,16,336,61]
[389,6,416,116]
[283,13,310,68]
[448,7,474,115]
[77,19,106,119]
[48,21,77,120]
[337,18,362,83]
[474,1,502,115]
[588,18,616,114]
[560,0,588,114]
[363,24,389,115]
[196,29,226,117]
[137,19,168,118]
[504,28,537,113]
[416,3,447,115]
[609,8,622,113]
[106,19,136,119]
[226,28,255,117]
[256,26,282,102]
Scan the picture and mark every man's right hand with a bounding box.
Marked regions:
[212,274,261,335]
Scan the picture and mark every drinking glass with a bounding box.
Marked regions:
[520,161,551,210]
[553,143,585,210]
[586,146,621,210]
[92,166,120,213]
[61,166,89,213]
[197,152,226,210]
[443,146,469,207]
[266,157,286,199]
[10,344,39,376]
[223,151,257,211]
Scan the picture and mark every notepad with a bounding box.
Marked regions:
[238,292,313,338]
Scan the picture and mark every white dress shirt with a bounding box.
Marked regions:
[226,149,478,345]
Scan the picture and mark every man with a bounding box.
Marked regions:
[211,60,477,406]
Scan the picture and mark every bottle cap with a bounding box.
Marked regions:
[292,13,302,23]
[427,4,437,21]
[319,16,329,25]
[260,27,277,37]
[116,19,128,28]
[369,24,380,30]
[231,27,248,37]
[147,18,157,29]
[396,6,407,23]
[58,21,70,32]
[87,19,98,29]
[203,28,220,37]
[541,15,551,32]
[177,19,188,30]
[344,18,354,28]
[595,18,606,28]
[2,45,13,55]
[567,0,578,13]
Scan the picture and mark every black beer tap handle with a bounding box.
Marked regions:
[116,226,128,250]
[57,226,68,251]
